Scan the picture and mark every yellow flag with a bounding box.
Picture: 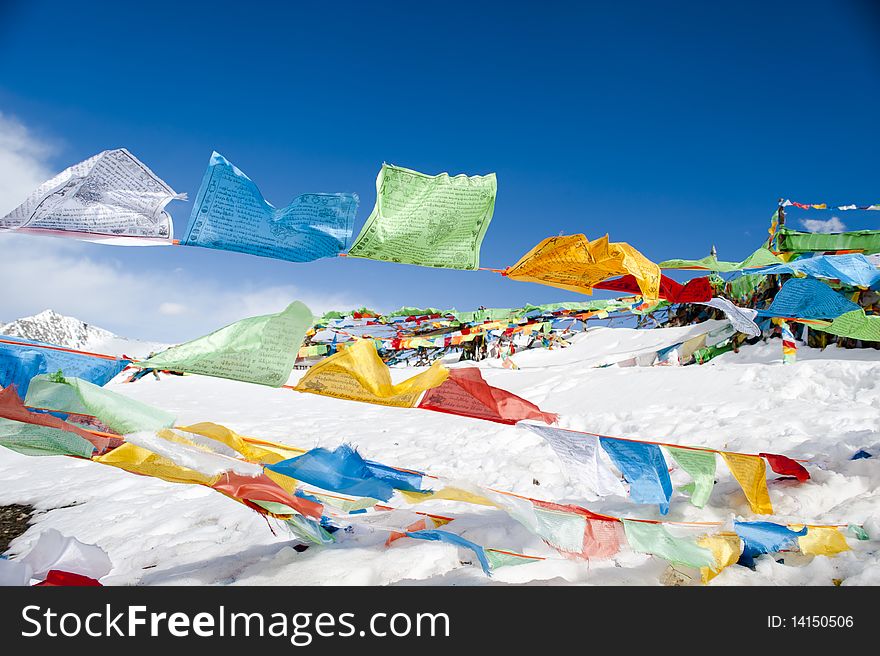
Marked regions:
[505,234,661,300]
[399,486,496,507]
[721,452,773,515]
[697,533,742,583]
[264,468,299,494]
[294,339,449,407]
[792,526,851,556]
[175,422,301,465]
[95,442,220,486]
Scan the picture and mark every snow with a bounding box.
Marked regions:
[0,320,878,586]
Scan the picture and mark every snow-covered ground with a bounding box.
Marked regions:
[1,324,878,586]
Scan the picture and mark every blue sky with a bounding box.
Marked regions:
[0,1,878,341]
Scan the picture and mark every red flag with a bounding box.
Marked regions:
[35,570,102,586]
[418,367,558,425]
[212,471,323,519]
[594,275,711,303]
[759,453,810,482]
[531,499,624,559]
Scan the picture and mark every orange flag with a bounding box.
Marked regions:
[505,234,661,299]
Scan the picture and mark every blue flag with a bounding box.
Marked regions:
[181,152,358,262]
[600,438,673,514]
[267,444,400,501]
[0,337,129,397]
[751,254,880,288]
[734,521,808,567]
[405,529,491,575]
[761,278,860,320]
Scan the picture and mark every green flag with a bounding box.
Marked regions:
[812,309,880,342]
[0,418,97,458]
[623,520,716,569]
[25,374,176,435]
[659,246,782,272]
[347,163,497,270]
[777,226,880,254]
[665,446,716,508]
[134,301,313,387]
[486,550,540,570]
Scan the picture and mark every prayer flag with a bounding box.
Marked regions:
[734,521,806,567]
[622,521,716,568]
[697,533,742,583]
[25,374,176,435]
[600,438,673,514]
[181,152,357,262]
[294,338,448,407]
[506,234,661,299]
[793,526,851,557]
[0,148,182,244]
[134,301,312,387]
[720,452,773,514]
[419,367,558,425]
[347,163,496,270]
[665,446,716,508]
[521,424,625,497]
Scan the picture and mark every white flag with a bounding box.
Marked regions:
[1,148,183,245]
[698,297,760,337]
[521,423,625,497]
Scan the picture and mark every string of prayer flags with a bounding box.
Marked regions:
[781,199,880,211]
[417,367,558,425]
[133,301,312,386]
[0,385,117,455]
[520,424,626,497]
[505,234,662,300]
[734,521,807,567]
[665,446,716,508]
[294,338,448,407]
[759,452,810,482]
[24,374,176,435]
[266,445,401,502]
[659,246,783,272]
[811,309,880,342]
[622,520,716,569]
[599,438,673,514]
[594,274,713,303]
[0,336,130,397]
[720,452,773,514]
[403,529,492,575]
[793,526,851,557]
[762,278,861,320]
[181,152,358,263]
[347,163,497,270]
[750,253,880,288]
[697,533,742,583]
[0,148,183,245]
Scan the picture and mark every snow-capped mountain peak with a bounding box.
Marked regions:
[0,309,116,350]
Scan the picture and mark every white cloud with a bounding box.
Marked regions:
[800,216,846,233]
[158,302,188,316]
[0,112,57,216]
[0,115,368,342]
